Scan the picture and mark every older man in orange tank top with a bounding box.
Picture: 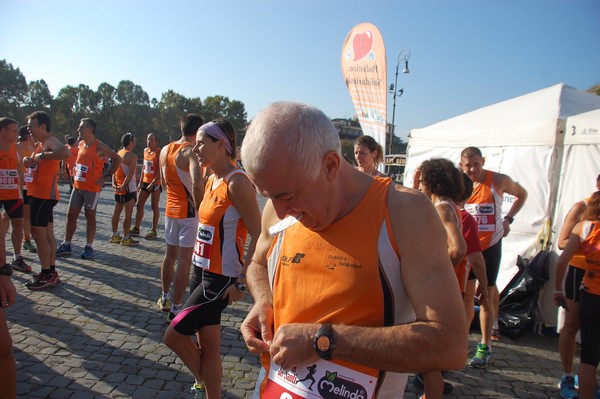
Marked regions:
[239,102,467,399]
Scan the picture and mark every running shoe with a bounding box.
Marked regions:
[11,257,32,273]
[56,242,72,256]
[558,375,578,399]
[491,327,501,342]
[191,382,205,399]
[109,234,123,244]
[120,237,139,246]
[81,245,94,259]
[157,296,171,312]
[129,227,140,237]
[145,229,157,240]
[25,271,60,290]
[469,343,493,368]
[23,240,37,253]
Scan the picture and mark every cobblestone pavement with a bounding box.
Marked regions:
[5,184,592,398]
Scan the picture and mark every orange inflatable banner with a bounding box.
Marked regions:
[341,23,387,157]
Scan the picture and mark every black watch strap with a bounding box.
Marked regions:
[0,263,13,277]
[314,323,334,360]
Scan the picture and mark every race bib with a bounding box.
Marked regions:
[192,223,215,269]
[464,202,496,232]
[0,169,19,189]
[143,160,154,175]
[263,357,376,399]
[24,166,34,183]
[74,164,89,182]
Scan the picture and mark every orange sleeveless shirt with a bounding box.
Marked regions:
[0,143,21,200]
[73,140,105,193]
[192,169,249,277]
[163,142,195,219]
[142,146,160,184]
[260,177,416,398]
[465,171,504,250]
[27,142,61,200]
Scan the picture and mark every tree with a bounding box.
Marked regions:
[0,60,28,119]
[27,79,54,111]
[202,95,248,143]
[53,84,99,136]
[153,90,202,141]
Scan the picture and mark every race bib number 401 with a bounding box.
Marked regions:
[192,223,214,269]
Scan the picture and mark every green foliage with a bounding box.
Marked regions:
[0,60,28,120]
[0,59,249,160]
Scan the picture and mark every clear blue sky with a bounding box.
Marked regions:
[2,0,598,140]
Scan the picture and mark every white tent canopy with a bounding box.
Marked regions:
[404,83,600,326]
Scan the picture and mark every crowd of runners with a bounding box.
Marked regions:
[0,104,599,399]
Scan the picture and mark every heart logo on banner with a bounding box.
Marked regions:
[352,30,373,61]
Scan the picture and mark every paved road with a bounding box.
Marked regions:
[5,184,586,398]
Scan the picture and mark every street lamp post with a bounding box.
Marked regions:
[388,49,411,155]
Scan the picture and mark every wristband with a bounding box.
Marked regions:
[504,215,514,224]
[553,289,563,294]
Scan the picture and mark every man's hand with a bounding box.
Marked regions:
[0,276,16,308]
[270,323,320,370]
[241,301,274,355]
[502,219,511,237]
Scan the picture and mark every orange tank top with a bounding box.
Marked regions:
[192,169,249,277]
[142,146,160,184]
[569,197,591,269]
[114,148,137,195]
[580,221,600,295]
[259,177,416,398]
[0,143,22,200]
[27,142,61,200]
[163,142,195,219]
[73,140,105,192]
[464,171,504,250]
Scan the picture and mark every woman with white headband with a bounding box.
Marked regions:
[164,118,261,399]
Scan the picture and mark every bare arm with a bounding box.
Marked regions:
[186,148,204,214]
[466,251,488,302]
[558,201,586,249]
[554,224,582,306]
[335,186,467,372]
[34,136,70,162]
[496,173,528,237]
[97,141,122,175]
[436,203,467,266]
[223,174,262,303]
[241,200,279,354]
[159,148,167,189]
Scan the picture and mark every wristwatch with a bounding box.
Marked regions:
[235,282,248,293]
[314,323,334,360]
[0,264,13,277]
[504,215,514,224]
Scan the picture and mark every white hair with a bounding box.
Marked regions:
[241,102,341,181]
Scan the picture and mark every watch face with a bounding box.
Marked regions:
[316,335,330,352]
